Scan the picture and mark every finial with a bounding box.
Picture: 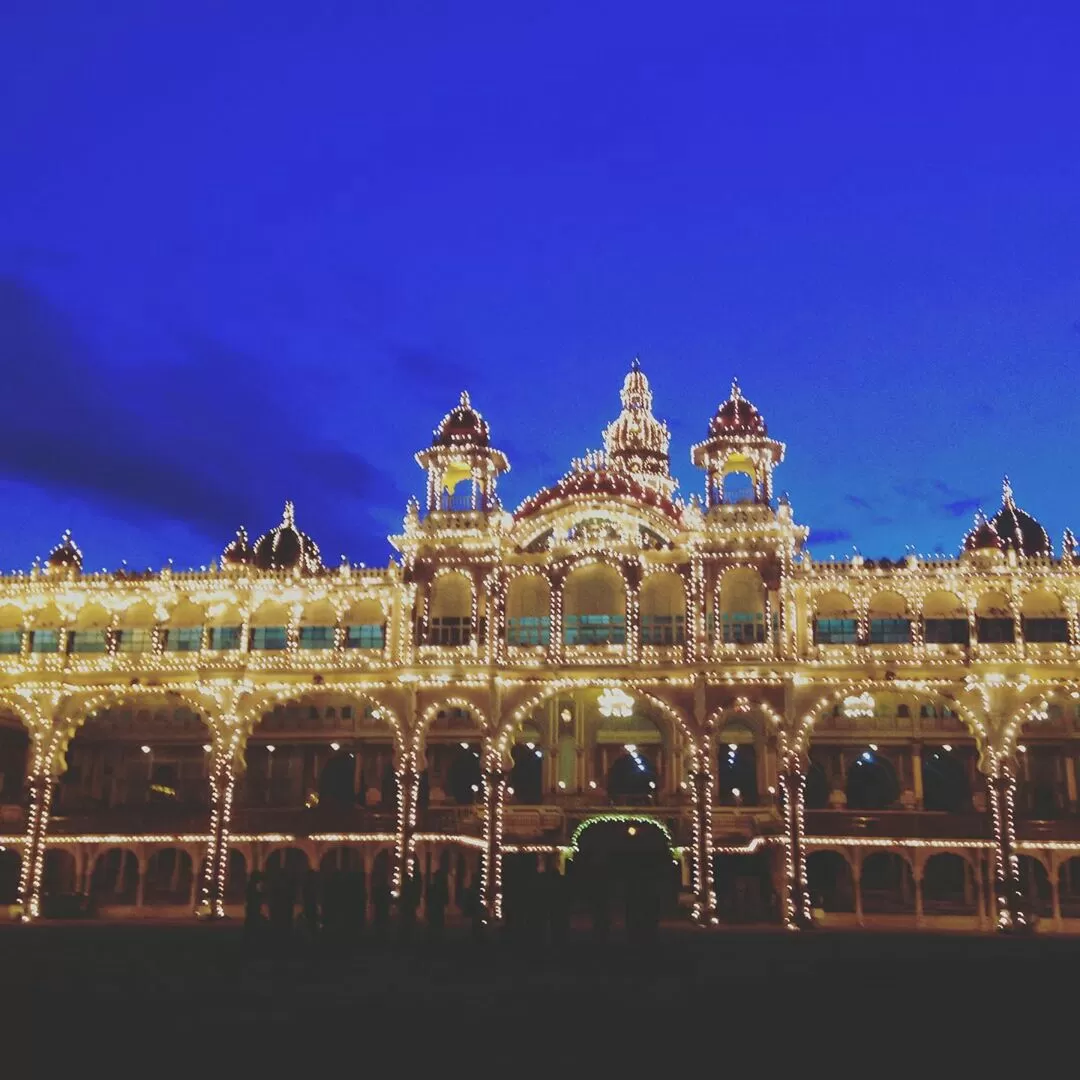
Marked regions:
[283,500,296,526]
[731,377,741,400]
[460,390,471,407]
[1002,475,1013,503]
[631,356,641,373]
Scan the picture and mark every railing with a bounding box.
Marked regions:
[805,809,991,840]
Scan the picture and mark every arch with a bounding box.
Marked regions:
[845,751,899,810]
[90,848,140,904]
[240,688,401,747]
[921,746,972,812]
[509,742,543,804]
[813,590,857,645]
[72,602,110,630]
[68,602,110,655]
[505,573,551,647]
[640,570,686,646]
[867,590,911,644]
[605,745,659,801]
[716,718,758,805]
[0,603,23,630]
[1022,588,1065,618]
[1021,588,1069,643]
[43,848,77,900]
[1057,857,1080,919]
[168,599,205,628]
[116,600,155,629]
[975,589,1014,644]
[143,847,195,906]
[429,571,473,620]
[860,851,915,914]
[319,846,364,874]
[922,853,977,915]
[923,590,965,618]
[807,850,855,913]
[716,567,767,645]
[416,697,489,748]
[562,562,626,646]
[300,597,337,626]
[264,846,310,883]
[975,590,1012,618]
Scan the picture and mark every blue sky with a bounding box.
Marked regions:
[1,2,1078,570]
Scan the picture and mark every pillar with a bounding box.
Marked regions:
[988,758,1029,933]
[394,763,420,899]
[690,759,716,923]
[18,728,63,922]
[779,754,813,928]
[912,742,924,809]
[200,730,241,919]
[480,765,508,921]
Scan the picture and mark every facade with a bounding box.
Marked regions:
[1,362,1079,932]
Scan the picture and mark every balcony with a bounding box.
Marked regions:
[805,809,991,841]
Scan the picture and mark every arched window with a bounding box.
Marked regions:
[1021,589,1069,643]
[344,599,385,650]
[923,591,968,645]
[814,591,857,645]
[505,574,550,647]
[716,719,758,805]
[563,564,626,646]
[427,572,473,646]
[640,571,686,646]
[717,568,767,644]
[868,591,910,645]
[975,591,1013,644]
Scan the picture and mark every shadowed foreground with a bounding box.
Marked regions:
[3,922,1074,1070]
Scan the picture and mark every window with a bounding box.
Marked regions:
[298,625,335,649]
[345,623,384,649]
[68,630,108,654]
[250,626,287,650]
[506,616,550,647]
[0,630,22,654]
[116,628,154,653]
[164,627,203,652]
[427,617,471,646]
[976,617,1014,644]
[869,618,911,644]
[208,626,242,651]
[30,629,59,653]
[1023,617,1069,643]
[640,614,685,646]
[924,618,969,645]
[564,614,625,646]
[814,618,857,645]
[721,612,766,644]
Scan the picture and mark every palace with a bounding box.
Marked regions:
[1,361,1079,932]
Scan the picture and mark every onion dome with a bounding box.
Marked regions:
[602,358,676,497]
[990,476,1051,557]
[962,510,1004,553]
[46,529,82,572]
[709,378,768,438]
[221,526,254,566]
[515,460,682,523]
[434,391,490,448]
[252,501,323,573]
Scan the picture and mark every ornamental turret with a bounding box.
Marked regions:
[691,378,785,507]
[45,529,82,575]
[602,358,677,498]
[252,501,323,574]
[415,390,509,514]
[990,476,1051,557]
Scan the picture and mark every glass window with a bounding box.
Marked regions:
[345,623,384,649]
[116,628,155,653]
[164,626,203,652]
[299,625,335,649]
[250,626,288,650]
[976,617,1014,644]
[208,626,242,651]
[427,617,471,646]
[640,614,685,646]
[563,614,625,646]
[0,629,23,655]
[814,618,857,645]
[1023,617,1069,643]
[869,618,910,644]
[506,616,550,647]
[924,618,970,645]
[721,611,766,644]
[68,630,108,654]
[30,629,59,653]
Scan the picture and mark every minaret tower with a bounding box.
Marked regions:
[602,358,677,498]
[691,378,785,507]
[415,391,509,514]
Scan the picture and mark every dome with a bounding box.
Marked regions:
[252,501,323,573]
[990,477,1051,557]
[708,378,768,438]
[222,526,254,566]
[434,391,489,448]
[962,510,1003,553]
[515,461,682,523]
[46,529,82,572]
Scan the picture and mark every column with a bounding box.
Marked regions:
[18,729,63,922]
[988,758,1028,932]
[394,761,420,899]
[200,728,241,919]
[912,742,924,809]
[779,754,813,929]
[480,765,508,922]
[690,756,716,924]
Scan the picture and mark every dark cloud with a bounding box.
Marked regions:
[806,528,853,546]
[844,494,874,511]
[387,346,479,403]
[0,277,404,557]
[941,497,981,518]
[893,478,986,521]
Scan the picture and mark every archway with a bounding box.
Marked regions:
[860,852,915,914]
[807,851,855,913]
[567,817,679,928]
[713,851,776,923]
[0,711,29,809]
[805,761,830,810]
[922,853,976,915]
[1058,858,1080,918]
[845,752,899,811]
[265,846,310,891]
[42,849,80,915]
[510,743,543,804]
[90,848,139,906]
[562,563,626,646]
[421,705,484,810]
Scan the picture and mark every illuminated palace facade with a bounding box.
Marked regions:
[2,361,1080,932]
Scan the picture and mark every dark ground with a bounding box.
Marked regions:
[1,921,1072,1072]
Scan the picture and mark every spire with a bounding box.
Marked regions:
[630,356,641,373]
[602,359,675,497]
[1002,474,1014,505]
[282,500,296,527]
[460,390,471,408]
[731,376,741,400]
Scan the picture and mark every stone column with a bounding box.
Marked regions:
[779,754,813,929]
[200,726,243,919]
[690,755,716,924]
[480,765,508,922]
[18,728,64,922]
[912,742,924,809]
[988,757,1028,932]
[394,763,420,899]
